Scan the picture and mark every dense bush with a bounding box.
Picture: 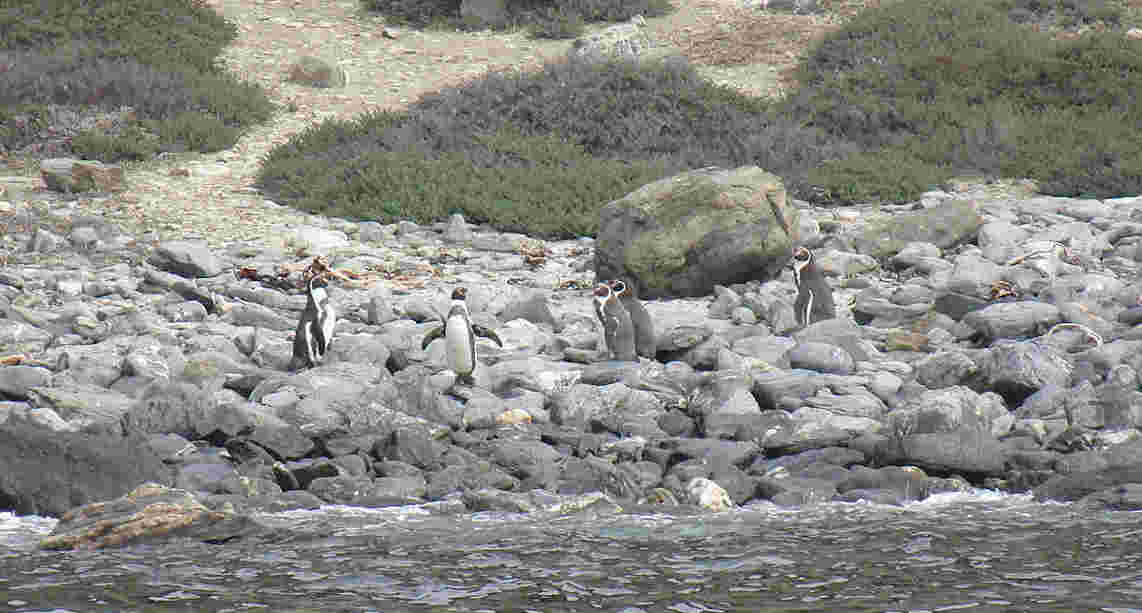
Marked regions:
[256,57,848,237]
[0,0,273,160]
[361,0,672,37]
[786,0,1141,202]
[261,0,1142,237]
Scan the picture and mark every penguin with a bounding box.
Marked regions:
[421,286,502,385]
[609,278,656,360]
[791,246,836,328]
[593,281,637,361]
[290,272,336,370]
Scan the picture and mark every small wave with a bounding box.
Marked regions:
[0,511,57,550]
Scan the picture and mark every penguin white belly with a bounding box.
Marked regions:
[445,314,475,376]
[319,303,336,354]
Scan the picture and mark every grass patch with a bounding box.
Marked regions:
[0,0,274,161]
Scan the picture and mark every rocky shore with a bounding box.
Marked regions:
[3,164,1142,549]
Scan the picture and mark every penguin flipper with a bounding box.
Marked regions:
[422,325,445,350]
[472,325,503,347]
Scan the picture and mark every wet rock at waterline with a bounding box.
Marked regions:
[3,167,1142,546]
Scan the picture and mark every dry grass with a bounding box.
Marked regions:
[660,0,877,88]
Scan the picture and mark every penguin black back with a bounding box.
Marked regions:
[290,273,335,370]
[593,281,637,361]
[609,278,656,360]
[792,247,835,328]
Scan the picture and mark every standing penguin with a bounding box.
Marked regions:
[609,278,656,360]
[290,272,337,370]
[593,281,637,361]
[791,247,836,328]
[422,287,502,385]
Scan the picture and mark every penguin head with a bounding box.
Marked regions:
[791,247,813,288]
[609,279,628,297]
[451,286,468,302]
[609,278,641,299]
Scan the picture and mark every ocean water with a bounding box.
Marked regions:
[3,491,1141,613]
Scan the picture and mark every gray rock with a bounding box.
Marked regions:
[491,439,562,490]
[707,285,742,319]
[730,305,757,325]
[977,221,1029,264]
[896,385,1010,436]
[223,301,296,331]
[892,430,1006,477]
[755,476,837,506]
[914,350,978,389]
[176,462,240,494]
[730,335,793,368]
[442,213,474,243]
[963,301,1061,340]
[150,241,226,278]
[499,291,557,330]
[0,320,53,354]
[692,371,761,417]
[787,341,855,375]
[852,199,983,259]
[366,293,397,325]
[890,242,951,275]
[976,341,1072,405]
[0,424,171,517]
[159,300,208,323]
[39,157,124,193]
[568,15,656,63]
[28,383,134,430]
[836,465,930,502]
[0,365,53,399]
[595,166,798,298]
[945,253,1004,299]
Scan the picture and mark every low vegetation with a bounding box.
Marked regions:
[361,0,674,39]
[255,0,1141,236]
[0,0,274,162]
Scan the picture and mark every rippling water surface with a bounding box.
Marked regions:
[3,491,1142,612]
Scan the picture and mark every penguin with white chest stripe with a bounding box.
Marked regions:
[791,247,835,328]
[593,281,637,361]
[422,287,502,385]
[290,272,337,370]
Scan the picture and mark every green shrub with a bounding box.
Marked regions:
[359,0,462,27]
[0,104,52,152]
[360,0,672,34]
[258,118,672,237]
[263,0,1142,239]
[0,0,273,158]
[786,0,1142,200]
[256,57,849,236]
[805,149,948,206]
[70,124,161,162]
[526,5,587,39]
[0,0,236,73]
[154,111,241,153]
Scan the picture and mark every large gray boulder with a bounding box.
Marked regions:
[595,166,798,298]
[0,422,172,517]
[852,199,983,259]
